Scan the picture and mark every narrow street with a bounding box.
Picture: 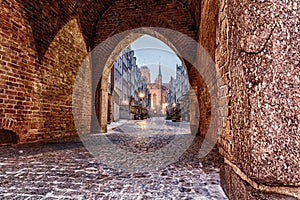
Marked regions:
[0,118,227,199]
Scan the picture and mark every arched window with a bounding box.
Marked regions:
[153,94,157,106]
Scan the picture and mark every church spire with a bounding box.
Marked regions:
[158,63,162,77]
[156,62,162,88]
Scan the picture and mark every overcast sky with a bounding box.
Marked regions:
[131,35,182,83]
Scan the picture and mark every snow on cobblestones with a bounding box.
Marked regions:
[0,118,228,199]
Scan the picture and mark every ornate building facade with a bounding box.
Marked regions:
[142,64,168,116]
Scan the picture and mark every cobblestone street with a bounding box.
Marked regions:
[0,118,228,199]
[1,1,299,198]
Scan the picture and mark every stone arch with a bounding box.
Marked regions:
[0,118,17,133]
[2,0,299,198]
[91,0,215,135]
[94,28,202,133]
[2,0,221,144]
[0,119,18,145]
[92,0,198,47]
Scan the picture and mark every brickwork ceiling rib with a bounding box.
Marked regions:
[19,0,199,61]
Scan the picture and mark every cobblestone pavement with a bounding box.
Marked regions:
[0,118,228,199]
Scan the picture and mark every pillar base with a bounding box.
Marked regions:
[220,163,297,200]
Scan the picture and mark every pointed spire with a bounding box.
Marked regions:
[158,63,162,77]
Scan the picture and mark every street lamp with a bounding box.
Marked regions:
[138,91,145,120]
[138,92,145,99]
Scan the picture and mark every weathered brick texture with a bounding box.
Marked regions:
[216,0,233,162]
[2,0,299,198]
[0,0,222,148]
[0,0,207,143]
[0,0,89,142]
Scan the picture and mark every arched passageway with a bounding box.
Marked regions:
[93,30,210,136]
[0,0,299,199]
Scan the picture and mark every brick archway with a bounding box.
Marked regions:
[0,118,17,134]
[3,0,210,141]
[94,29,202,133]
[92,0,199,47]
[91,0,212,135]
[0,119,18,144]
[2,0,298,198]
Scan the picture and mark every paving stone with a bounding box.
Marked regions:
[0,119,228,199]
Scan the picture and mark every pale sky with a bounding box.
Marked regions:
[131,35,182,83]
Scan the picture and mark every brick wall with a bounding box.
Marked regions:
[1,0,299,198]
[1,0,40,142]
[216,0,233,161]
[93,0,198,47]
[0,0,217,142]
[0,0,89,143]
[196,0,220,136]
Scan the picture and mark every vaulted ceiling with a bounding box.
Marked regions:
[19,0,201,61]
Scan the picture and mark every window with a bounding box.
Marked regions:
[153,94,157,106]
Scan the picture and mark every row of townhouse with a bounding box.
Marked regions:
[108,46,150,122]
